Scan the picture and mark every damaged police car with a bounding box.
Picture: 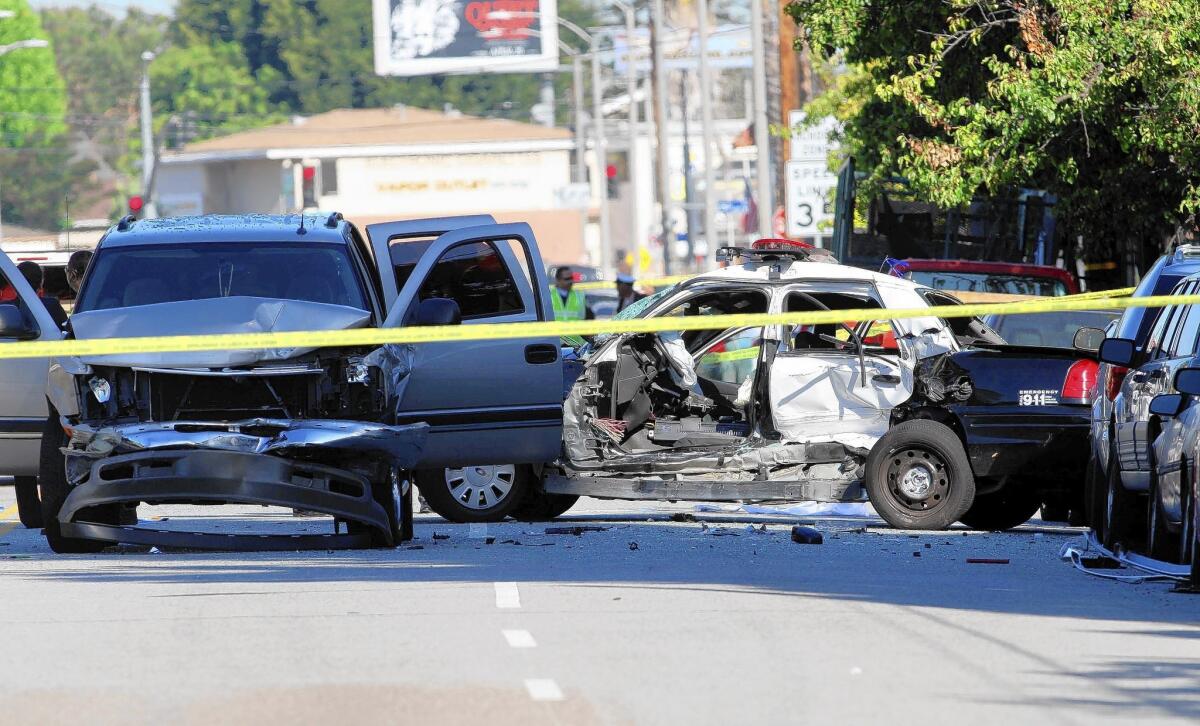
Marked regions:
[537,242,1098,531]
[13,213,563,552]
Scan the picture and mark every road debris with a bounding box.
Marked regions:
[629,542,639,551]
[545,525,609,536]
[790,525,823,544]
[966,558,1009,564]
[432,532,450,540]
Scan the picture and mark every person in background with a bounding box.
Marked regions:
[66,249,93,294]
[549,266,593,320]
[17,261,68,328]
[615,273,646,313]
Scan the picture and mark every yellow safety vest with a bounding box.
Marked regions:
[550,287,587,320]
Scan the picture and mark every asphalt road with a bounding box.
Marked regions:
[0,490,1196,725]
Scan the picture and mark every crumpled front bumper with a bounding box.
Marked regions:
[59,418,428,550]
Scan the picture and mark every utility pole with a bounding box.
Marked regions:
[695,0,716,265]
[681,71,696,268]
[591,44,611,277]
[572,56,587,184]
[651,0,673,275]
[139,50,158,218]
[616,0,642,273]
[750,0,774,237]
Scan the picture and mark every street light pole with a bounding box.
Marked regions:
[590,39,612,277]
[651,0,673,275]
[696,0,716,265]
[749,0,774,237]
[614,0,642,274]
[572,54,586,185]
[139,50,158,218]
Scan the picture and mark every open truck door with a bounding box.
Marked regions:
[365,219,562,469]
[0,252,64,527]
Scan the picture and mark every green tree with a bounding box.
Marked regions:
[39,6,169,174]
[789,0,1200,269]
[0,0,66,147]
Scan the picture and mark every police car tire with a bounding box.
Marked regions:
[959,488,1041,531]
[14,476,43,529]
[416,465,531,523]
[865,420,975,531]
[513,489,579,521]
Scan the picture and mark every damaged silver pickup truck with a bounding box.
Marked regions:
[4,214,563,552]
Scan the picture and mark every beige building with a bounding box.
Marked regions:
[156,106,586,265]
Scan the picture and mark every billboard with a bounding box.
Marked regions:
[373,0,559,76]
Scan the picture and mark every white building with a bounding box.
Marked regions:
[156,106,586,264]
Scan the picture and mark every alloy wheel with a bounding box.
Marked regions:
[444,465,517,510]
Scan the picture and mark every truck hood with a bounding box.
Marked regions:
[69,296,372,368]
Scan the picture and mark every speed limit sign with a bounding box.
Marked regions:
[786,160,836,238]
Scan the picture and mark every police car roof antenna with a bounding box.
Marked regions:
[297,212,307,236]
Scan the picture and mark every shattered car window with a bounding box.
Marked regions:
[612,284,675,321]
[76,243,369,312]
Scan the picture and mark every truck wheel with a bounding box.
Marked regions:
[14,476,43,528]
[959,488,1041,531]
[1102,444,1144,551]
[417,464,530,523]
[865,420,975,530]
[1184,489,1199,589]
[1146,468,1178,562]
[38,414,108,554]
[513,487,579,521]
[354,469,409,547]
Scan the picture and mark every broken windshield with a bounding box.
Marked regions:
[75,242,369,312]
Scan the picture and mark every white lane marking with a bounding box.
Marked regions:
[469,522,488,538]
[502,629,537,648]
[494,581,521,609]
[524,678,564,702]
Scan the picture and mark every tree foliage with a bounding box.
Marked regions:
[0,0,66,147]
[789,0,1200,262]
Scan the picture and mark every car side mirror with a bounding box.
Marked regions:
[0,304,36,340]
[1175,367,1200,396]
[1073,326,1106,352]
[1098,337,1135,366]
[412,297,462,327]
[1150,393,1184,417]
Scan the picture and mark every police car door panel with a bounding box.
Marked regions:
[769,351,912,442]
[386,223,561,469]
[0,253,60,476]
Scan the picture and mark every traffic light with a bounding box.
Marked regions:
[606,163,618,200]
[301,164,318,208]
[128,195,145,218]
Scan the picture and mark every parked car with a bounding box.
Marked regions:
[903,259,1079,297]
[5,213,565,552]
[1147,368,1200,584]
[1089,245,1200,548]
[531,240,1099,531]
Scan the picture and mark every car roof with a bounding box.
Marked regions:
[98,214,349,249]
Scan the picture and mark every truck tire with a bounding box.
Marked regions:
[1102,444,1144,551]
[513,487,579,521]
[38,414,108,554]
[959,488,1041,531]
[417,464,531,523]
[14,476,43,529]
[865,420,975,530]
[351,469,410,547]
[1085,452,1107,538]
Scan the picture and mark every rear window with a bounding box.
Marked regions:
[75,242,368,312]
[907,270,1068,296]
[988,311,1121,349]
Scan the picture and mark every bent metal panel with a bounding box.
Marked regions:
[373,0,559,76]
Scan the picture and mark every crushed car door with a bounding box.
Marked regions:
[769,290,913,442]
[381,222,561,468]
[0,253,61,476]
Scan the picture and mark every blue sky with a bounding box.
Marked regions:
[29,0,177,13]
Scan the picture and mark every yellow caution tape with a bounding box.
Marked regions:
[699,346,761,364]
[0,289,1174,361]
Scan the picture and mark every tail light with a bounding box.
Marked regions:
[1105,365,1129,401]
[1062,359,1100,405]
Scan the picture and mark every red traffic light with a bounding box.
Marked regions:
[302,166,317,182]
[128,195,144,213]
[605,164,618,179]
